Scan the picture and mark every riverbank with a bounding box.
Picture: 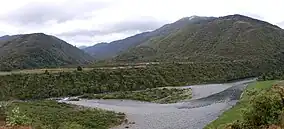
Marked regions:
[80,88,192,104]
[205,80,277,129]
[0,101,125,129]
[63,78,256,129]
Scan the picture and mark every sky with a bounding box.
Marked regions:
[0,0,283,47]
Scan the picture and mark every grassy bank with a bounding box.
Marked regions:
[80,88,192,104]
[0,101,125,129]
[205,80,277,129]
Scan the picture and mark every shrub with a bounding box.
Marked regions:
[0,101,11,120]
[230,86,284,128]
[0,63,12,72]
[58,122,85,129]
[6,107,31,126]
[246,91,282,127]
[44,70,49,74]
[0,102,7,115]
[8,101,125,129]
[82,88,192,103]
[227,120,243,129]
[77,66,83,71]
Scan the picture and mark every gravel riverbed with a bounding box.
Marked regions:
[62,78,256,129]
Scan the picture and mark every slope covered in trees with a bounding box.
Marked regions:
[116,14,284,63]
[0,33,93,71]
[83,16,214,60]
[0,62,259,100]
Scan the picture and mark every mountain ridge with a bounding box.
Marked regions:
[115,14,284,62]
[83,16,215,60]
[0,33,94,71]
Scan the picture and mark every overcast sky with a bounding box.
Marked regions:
[0,0,284,46]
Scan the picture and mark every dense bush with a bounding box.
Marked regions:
[0,62,259,100]
[6,107,31,126]
[5,101,125,129]
[0,102,9,123]
[81,88,192,104]
[77,66,83,71]
[230,85,284,129]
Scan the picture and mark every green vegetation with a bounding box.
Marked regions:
[205,81,276,129]
[0,33,93,71]
[0,102,9,127]
[0,68,95,76]
[81,88,192,104]
[0,101,125,129]
[229,83,284,129]
[116,15,284,63]
[6,106,31,126]
[77,66,83,71]
[2,14,284,129]
[0,63,258,100]
[83,16,213,60]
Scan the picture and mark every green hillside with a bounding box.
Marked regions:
[84,16,214,60]
[0,62,257,100]
[115,14,284,62]
[0,33,94,71]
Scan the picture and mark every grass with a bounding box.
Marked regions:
[0,68,95,76]
[1,101,125,129]
[205,80,277,129]
[80,88,192,104]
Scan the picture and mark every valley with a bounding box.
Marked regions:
[1,13,284,129]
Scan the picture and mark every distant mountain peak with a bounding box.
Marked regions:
[188,15,200,20]
[78,46,88,49]
[176,16,215,24]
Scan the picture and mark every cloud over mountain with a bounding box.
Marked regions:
[0,0,283,46]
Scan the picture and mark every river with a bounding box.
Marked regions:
[61,78,256,129]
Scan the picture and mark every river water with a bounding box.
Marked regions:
[61,78,256,129]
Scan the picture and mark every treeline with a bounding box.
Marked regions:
[0,61,261,100]
[257,53,284,81]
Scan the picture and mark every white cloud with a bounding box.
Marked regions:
[0,0,283,46]
[278,21,284,29]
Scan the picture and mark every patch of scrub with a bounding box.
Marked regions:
[1,101,125,129]
[80,88,192,104]
[205,80,277,129]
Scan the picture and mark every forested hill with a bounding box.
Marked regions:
[83,16,215,60]
[115,14,284,62]
[0,33,94,71]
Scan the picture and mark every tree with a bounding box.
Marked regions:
[44,70,49,74]
[77,66,83,71]
[0,63,12,72]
